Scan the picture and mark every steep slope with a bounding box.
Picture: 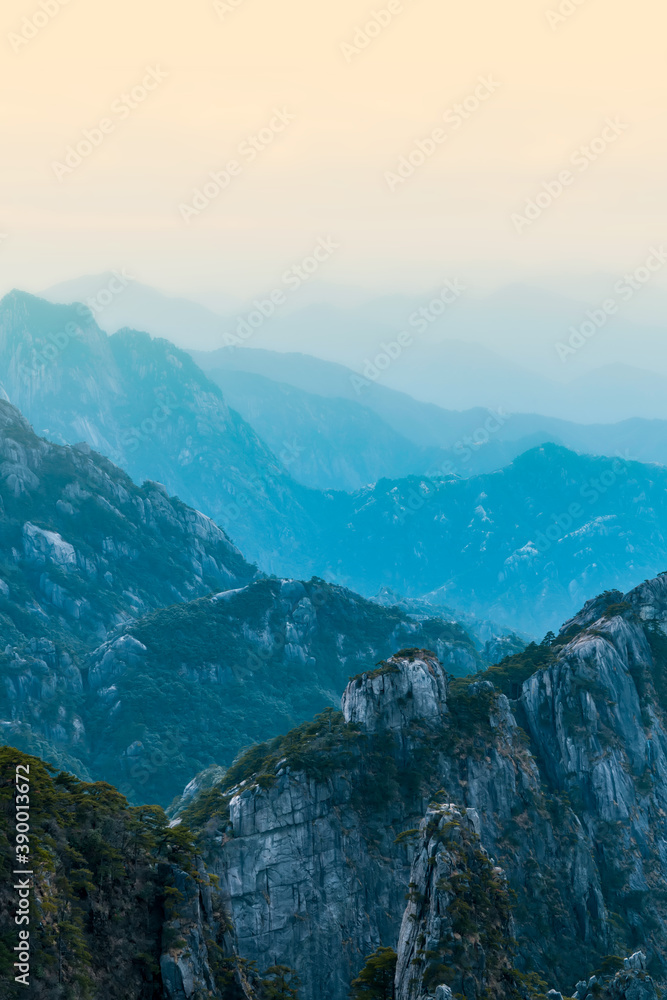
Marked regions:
[317,444,667,634]
[203,368,446,491]
[0,290,318,574]
[0,399,255,649]
[173,573,667,1000]
[197,346,667,472]
[4,577,484,807]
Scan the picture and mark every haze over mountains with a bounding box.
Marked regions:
[42,272,667,423]
[2,287,667,637]
[2,282,667,1000]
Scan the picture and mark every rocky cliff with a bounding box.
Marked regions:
[0,398,256,647]
[3,570,486,807]
[0,290,321,576]
[174,572,667,1000]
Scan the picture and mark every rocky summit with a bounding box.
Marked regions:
[161,573,667,1000]
[3,396,667,998]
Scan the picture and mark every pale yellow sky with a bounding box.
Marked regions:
[1,0,665,301]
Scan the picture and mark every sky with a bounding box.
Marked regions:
[1,0,666,313]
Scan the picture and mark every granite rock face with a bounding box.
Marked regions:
[160,864,223,1000]
[216,762,422,1000]
[174,574,667,1000]
[342,650,448,732]
[570,952,659,1000]
[0,398,256,643]
[394,803,515,1000]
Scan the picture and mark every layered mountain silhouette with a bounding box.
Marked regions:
[3,290,667,634]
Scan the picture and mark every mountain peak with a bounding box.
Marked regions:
[342,649,448,732]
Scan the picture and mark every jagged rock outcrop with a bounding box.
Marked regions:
[176,650,604,998]
[394,803,516,1000]
[174,574,667,1000]
[0,399,256,644]
[342,650,448,732]
[7,578,484,807]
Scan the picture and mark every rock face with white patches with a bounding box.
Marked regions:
[342,650,448,732]
[174,574,667,1000]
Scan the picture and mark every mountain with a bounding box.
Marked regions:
[196,346,667,476]
[5,573,489,807]
[42,272,235,348]
[206,368,447,491]
[372,342,667,423]
[192,345,495,450]
[7,291,667,636]
[308,443,667,635]
[0,400,507,805]
[166,573,667,999]
[0,399,255,651]
[0,290,319,575]
[6,553,667,998]
[43,276,667,422]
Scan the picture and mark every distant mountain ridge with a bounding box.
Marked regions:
[0,290,320,575]
[42,274,667,421]
[0,400,506,806]
[311,444,667,635]
[196,346,667,478]
[5,291,667,636]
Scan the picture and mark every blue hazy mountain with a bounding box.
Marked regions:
[5,290,667,636]
[0,399,505,805]
[0,290,320,576]
[197,346,667,478]
[312,444,667,635]
[207,367,450,491]
[44,275,667,422]
[42,272,236,347]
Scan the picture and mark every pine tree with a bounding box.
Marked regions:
[349,947,397,1000]
[260,964,301,999]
